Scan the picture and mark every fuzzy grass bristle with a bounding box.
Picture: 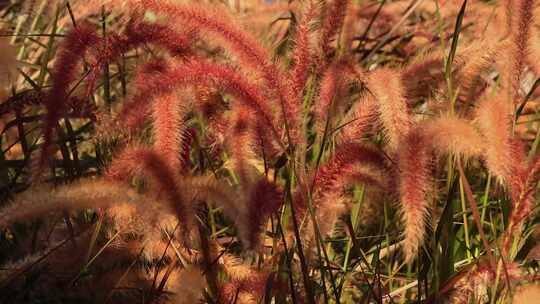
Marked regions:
[507,0,535,104]
[398,129,432,263]
[290,0,317,99]
[474,95,522,185]
[144,60,281,144]
[320,0,349,59]
[339,93,378,143]
[312,142,387,197]
[0,179,146,228]
[313,64,339,135]
[152,91,189,171]
[423,115,484,158]
[226,107,256,185]
[35,23,99,179]
[367,68,412,151]
[244,178,283,250]
[138,0,300,145]
[4,1,540,302]
[106,146,192,241]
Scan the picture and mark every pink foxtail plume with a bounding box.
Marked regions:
[138,0,300,146]
[106,146,192,243]
[320,0,349,60]
[290,1,317,100]
[367,68,412,152]
[152,91,188,172]
[398,129,432,264]
[86,19,195,95]
[134,59,282,148]
[35,23,99,179]
[508,0,535,104]
[244,179,283,250]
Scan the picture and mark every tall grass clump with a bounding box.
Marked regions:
[2,0,540,303]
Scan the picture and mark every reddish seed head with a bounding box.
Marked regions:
[290,1,317,98]
[398,129,432,263]
[107,146,192,242]
[313,64,338,135]
[320,0,349,59]
[299,141,390,224]
[475,96,523,185]
[367,68,412,152]
[244,179,283,250]
[35,23,99,179]
[508,0,535,104]
[152,91,188,172]
[138,0,299,146]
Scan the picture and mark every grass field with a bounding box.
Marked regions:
[0,0,540,303]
